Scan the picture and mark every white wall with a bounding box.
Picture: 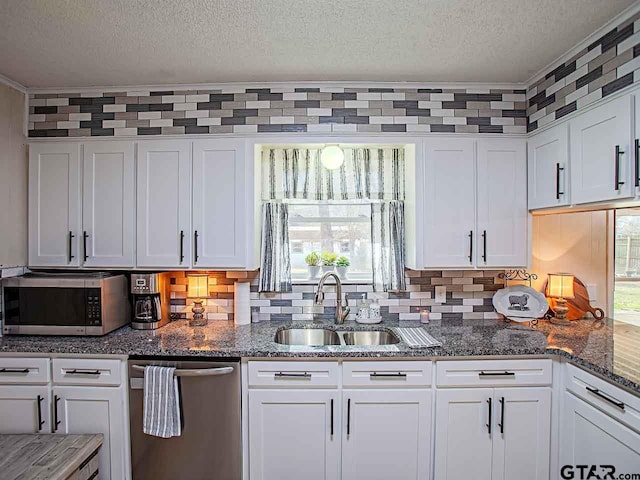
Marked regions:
[530,210,609,312]
[0,83,27,269]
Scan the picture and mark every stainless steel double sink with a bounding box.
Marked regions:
[274,328,400,346]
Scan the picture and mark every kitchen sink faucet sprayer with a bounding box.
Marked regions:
[314,272,351,324]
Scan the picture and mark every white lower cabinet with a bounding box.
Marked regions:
[435,387,551,480]
[561,392,640,475]
[341,389,431,480]
[0,385,51,433]
[249,389,340,480]
[54,386,127,480]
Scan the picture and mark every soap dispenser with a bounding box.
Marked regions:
[357,294,370,321]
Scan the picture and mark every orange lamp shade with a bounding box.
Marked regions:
[547,274,575,299]
[188,274,209,299]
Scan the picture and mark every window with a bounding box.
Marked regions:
[288,203,372,281]
[614,207,640,325]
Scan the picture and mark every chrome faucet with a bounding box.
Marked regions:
[314,272,351,324]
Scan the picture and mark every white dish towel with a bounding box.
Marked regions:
[143,366,182,438]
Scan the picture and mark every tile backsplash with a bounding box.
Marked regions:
[527,11,640,132]
[28,87,527,138]
[169,269,505,326]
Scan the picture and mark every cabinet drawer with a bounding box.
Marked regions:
[0,357,50,384]
[52,358,122,386]
[565,363,640,432]
[342,361,432,387]
[248,361,339,388]
[436,359,552,387]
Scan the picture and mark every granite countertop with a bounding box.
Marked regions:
[1,317,639,394]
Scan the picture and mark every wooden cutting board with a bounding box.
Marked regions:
[544,277,605,321]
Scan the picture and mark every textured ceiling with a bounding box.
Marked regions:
[0,0,636,88]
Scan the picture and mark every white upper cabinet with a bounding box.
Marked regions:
[423,139,476,268]
[28,143,81,267]
[527,123,570,209]
[570,95,633,204]
[82,141,135,267]
[192,139,248,268]
[477,138,528,267]
[136,140,192,268]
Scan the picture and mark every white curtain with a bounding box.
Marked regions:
[259,202,292,292]
[372,201,406,292]
[262,147,405,201]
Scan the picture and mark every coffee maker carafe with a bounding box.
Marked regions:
[131,273,170,330]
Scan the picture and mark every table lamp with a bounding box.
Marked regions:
[547,273,575,325]
[188,274,209,327]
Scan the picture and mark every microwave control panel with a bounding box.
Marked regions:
[87,288,102,325]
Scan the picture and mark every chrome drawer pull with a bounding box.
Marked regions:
[132,365,234,377]
[274,371,311,379]
[0,368,30,374]
[479,371,515,377]
[586,386,625,410]
[370,372,407,379]
[66,369,101,376]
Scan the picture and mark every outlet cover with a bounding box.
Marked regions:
[435,285,446,303]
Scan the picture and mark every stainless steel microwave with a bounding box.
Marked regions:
[2,273,130,336]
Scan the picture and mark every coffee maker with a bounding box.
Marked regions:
[130,273,170,330]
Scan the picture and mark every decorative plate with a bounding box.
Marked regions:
[492,285,549,320]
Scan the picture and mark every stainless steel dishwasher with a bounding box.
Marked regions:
[128,357,241,480]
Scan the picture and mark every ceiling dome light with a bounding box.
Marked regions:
[321,145,344,170]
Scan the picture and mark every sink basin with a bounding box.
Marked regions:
[274,328,341,346]
[341,331,400,346]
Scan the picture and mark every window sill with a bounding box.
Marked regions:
[292,279,373,285]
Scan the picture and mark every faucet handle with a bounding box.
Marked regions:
[314,290,324,304]
[342,305,351,320]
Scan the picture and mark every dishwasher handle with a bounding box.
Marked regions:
[131,365,234,377]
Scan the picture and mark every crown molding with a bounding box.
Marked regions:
[0,73,27,94]
[524,0,640,88]
[26,80,527,95]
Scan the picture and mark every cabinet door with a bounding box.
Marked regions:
[0,386,50,433]
[342,389,431,480]
[434,388,493,480]
[477,138,528,267]
[528,124,570,209]
[423,139,476,268]
[28,143,81,267]
[492,388,551,480]
[249,389,340,480]
[82,141,135,267]
[137,140,192,267]
[192,139,247,268]
[54,386,128,480]
[570,95,633,204]
[561,392,640,475]
[634,94,640,196]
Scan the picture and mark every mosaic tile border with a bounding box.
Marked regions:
[28,87,527,137]
[527,11,640,132]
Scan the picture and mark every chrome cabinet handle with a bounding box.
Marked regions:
[369,372,407,379]
[586,386,625,410]
[468,230,473,263]
[498,397,505,434]
[486,397,492,435]
[615,145,625,191]
[53,395,61,431]
[68,231,75,262]
[482,230,487,263]
[82,231,89,262]
[347,398,351,436]
[479,371,515,377]
[131,365,234,377]
[274,371,311,379]
[0,368,30,374]
[65,369,101,376]
[37,395,44,431]
[555,163,565,200]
